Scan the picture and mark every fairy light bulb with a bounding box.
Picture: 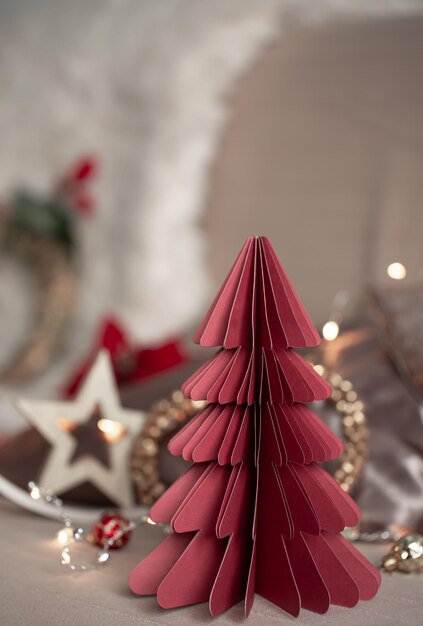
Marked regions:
[322,320,339,342]
[57,527,75,546]
[30,485,41,500]
[25,480,157,572]
[387,262,406,280]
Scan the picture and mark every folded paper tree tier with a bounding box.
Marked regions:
[168,403,343,464]
[194,236,320,349]
[182,347,332,404]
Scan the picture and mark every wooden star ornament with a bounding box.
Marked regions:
[16,350,145,507]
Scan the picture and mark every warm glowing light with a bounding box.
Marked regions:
[387,262,406,280]
[61,549,71,566]
[30,486,41,500]
[56,418,76,432]
[322,321,339,342]
[98,551,110,564]
[191,400,208,410]
[97,418,126,443]
[57,527,74,546]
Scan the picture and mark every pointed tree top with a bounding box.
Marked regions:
[194,236,320,349]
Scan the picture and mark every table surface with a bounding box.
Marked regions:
[1,497,422,626]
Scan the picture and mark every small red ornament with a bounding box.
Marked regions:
[92,511,132,550]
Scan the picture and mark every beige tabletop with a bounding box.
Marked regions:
[1,497,421,626]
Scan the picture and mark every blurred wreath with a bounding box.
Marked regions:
[0,157,97,385]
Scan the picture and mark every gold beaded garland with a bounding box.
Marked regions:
[312,363,369,493]
[130,392,207,506]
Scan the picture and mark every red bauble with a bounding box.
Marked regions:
[92,512,131,549]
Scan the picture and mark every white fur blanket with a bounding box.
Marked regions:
[0,0,420,431]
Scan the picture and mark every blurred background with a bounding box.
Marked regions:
[0,0,422,532]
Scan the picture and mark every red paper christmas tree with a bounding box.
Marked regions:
[129,236,381,617]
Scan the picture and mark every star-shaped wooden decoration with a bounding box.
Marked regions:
[16,350,145,507]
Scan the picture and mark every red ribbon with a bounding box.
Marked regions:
[63,316,186,398]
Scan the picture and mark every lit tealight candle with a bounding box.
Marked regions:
[322,320,339,342]
[387,262,406,280]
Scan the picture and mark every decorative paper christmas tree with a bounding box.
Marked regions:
[129,236,381,617]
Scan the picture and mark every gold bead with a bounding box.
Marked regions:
[151,482,166,498]
[171,390,184,403]
[141,438,158,456]
[156,415,170,430]
[353,411,365,424]
[146,425,161,439]
[142,462,156,476]
[157,400,170,411]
